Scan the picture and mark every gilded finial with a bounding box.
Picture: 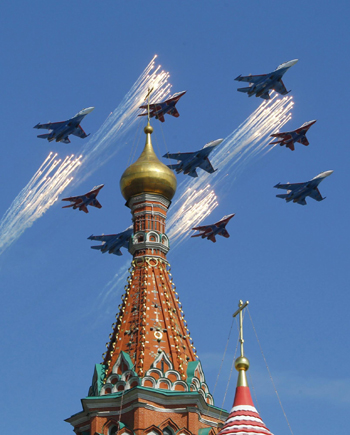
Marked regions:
[144,122,153,135]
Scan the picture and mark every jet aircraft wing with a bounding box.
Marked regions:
[270,132,293,139]
[34,121,66,130]
[199,158,216,174]
[88,234,119,242]
[274,182,306,191]
[308,188,323,201]
[272,79,289,95]
[235,74,267,84]
[191,224,215,232]
[140,103,162,111]
[71,125,89,138]
[163,152,195,161]
[62,195,84,202]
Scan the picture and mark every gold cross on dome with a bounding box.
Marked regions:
[144,87,154,122]
[233,300,249,357]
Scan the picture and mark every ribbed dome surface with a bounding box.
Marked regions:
[120,124,177,201]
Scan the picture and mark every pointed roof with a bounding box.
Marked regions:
[101,257,199,383]
[218,302,273,435]
[218,382,273,435]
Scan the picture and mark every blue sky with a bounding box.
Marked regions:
[1,2,349,434]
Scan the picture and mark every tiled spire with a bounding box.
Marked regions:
[97,122,212,403]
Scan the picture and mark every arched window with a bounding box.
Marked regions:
[163,428,173,435]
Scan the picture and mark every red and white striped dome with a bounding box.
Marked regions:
[218,385,273,435]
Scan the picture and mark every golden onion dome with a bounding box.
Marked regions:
[120,123,177,202]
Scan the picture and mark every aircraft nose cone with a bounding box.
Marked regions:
[317,170,334,179]
[288,59,299,67]
[324,170,334,177]
[84,107,95,114]
[213,138,224,147]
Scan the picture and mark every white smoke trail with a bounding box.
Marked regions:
[0,56,170,256]
[0,153,82,255]
[167,93,293,246]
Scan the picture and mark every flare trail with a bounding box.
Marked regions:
[167,93,294,247]
[101,93,294,303]
[0,56,170,255]
[0,153,81,255]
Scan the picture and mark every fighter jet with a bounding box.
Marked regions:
[61,184,104,213]
[88,228,133,256]
[191,214,235,243]
[34,107,94,144]
[274,170,333,206]
[163,139,223,178]
[138,91,186,122]
[270,120,317,151]
[235,59,298,100]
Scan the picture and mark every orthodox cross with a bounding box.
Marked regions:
[144,87,153,123]
[233,300,249,357]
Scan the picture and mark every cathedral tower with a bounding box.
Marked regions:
[66,123,228,435]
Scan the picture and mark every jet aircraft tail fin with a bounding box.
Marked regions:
[259,92,271,100]
[276,194,290,199]
[188,168,198,178]
[62,204,74,209]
